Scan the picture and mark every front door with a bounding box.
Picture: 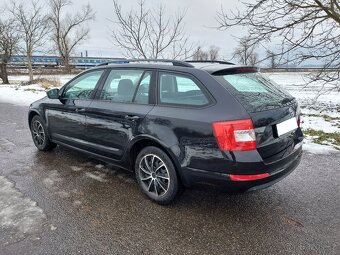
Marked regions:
[84,68,155,160]
[47,70,105,149]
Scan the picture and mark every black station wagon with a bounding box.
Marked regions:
[28,60,303,204]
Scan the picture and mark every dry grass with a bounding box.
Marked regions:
[21,78,61,89]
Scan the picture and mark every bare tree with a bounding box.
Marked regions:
[111,0,193,59]
[192,46,208,61]
[9,0,50,82]
[233,36,258,66]
[209,46,220,61]
[266,50,279,68]
[49,0,94,72]
[192,45,220,61]
[0,18,19,84]
[217,0,340,90]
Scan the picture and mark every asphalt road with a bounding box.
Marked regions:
[0,102,339,255]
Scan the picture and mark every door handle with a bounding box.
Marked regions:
[125,115,140,121]
[75,108,86,113]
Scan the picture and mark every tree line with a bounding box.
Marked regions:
[0,0,94,84]
[1,0,339,90]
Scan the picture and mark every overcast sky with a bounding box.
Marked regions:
[0,0,247,59]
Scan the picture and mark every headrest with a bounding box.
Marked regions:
[161,75,176,92]
[117,79,134,95]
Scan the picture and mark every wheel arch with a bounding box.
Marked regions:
[128,136,186,185]
[28,110,40,129]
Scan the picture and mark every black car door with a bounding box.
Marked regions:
[46,69,106,149]
[84,68,155,160]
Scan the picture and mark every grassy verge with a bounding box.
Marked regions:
[303,129,340,149]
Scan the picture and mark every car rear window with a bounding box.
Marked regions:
[213,72,295,112]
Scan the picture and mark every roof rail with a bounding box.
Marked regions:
[186,60,235,65]
[97,59,194,68]
[96,59,129,66]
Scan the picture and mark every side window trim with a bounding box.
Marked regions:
[132,71,155,104]
[156,71,213,108]
[132,70,148,102]
[93,68,111,99]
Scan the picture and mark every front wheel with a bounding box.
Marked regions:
[30,115,56,151]
[135,146,181,205]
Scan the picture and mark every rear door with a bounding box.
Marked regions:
[213,69,303,162]
[84,68,155,160]
[47,70,105,148]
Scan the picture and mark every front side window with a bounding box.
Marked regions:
[100,69,150,103]
[159,72,209,106]
[63,70,104,99]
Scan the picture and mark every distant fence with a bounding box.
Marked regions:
[260,68,340,73]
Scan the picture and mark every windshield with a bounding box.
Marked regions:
[214,72,295,112]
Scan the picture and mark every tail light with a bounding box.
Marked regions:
[296,103,301,128]
[212,119,256,151]
[297,116,301,128]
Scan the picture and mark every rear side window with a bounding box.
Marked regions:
[214,72,294,112]
[159,72,209,106]
[100,69,151,103]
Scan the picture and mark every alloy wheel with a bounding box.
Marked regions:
[138,154,170,197]
[32,120,45,146]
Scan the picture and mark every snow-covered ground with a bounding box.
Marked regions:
[0,72,339,153]
[266,72,340,153]
[0,176,46,239]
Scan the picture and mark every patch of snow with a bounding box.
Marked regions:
[303,137,339,154]
[266,72,340,115]
[73,200,82,206]
[0,176,46,235]
[0,138,15,146]
[95,164,104,169]
[303,142,338,154]
[70,166,83,172]
[0,86,46,106]
[8,74,74,85]
[42,170,62,189]
[301,116,340,133]
[302,108,340,119]
[50,225,57,231]
[0,74,74,106]
[85,172,108,182]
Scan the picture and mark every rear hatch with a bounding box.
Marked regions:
[212,67,303,162]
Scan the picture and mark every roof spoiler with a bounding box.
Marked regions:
[211,67,259,75]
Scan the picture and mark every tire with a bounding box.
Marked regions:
[135,146,181,205]
[30,115,57,151]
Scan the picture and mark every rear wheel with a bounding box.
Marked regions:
[135,146,180,205]
[30,115,56,151]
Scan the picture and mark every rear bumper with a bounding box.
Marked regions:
[181,144,303,192]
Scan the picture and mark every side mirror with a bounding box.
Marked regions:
[47,88,60,99]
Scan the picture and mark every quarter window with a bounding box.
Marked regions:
[63,70,104,99]
[159,73,209,106]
